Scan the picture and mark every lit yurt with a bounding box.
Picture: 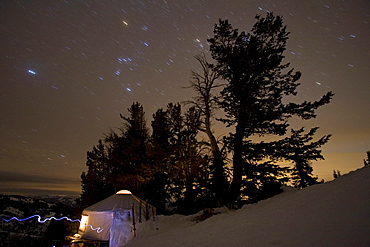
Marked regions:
[72,190,156,247]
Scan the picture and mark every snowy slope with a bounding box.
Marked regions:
[127,166,370,247]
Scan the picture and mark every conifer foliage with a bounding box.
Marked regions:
[364,151,370,167]
[280,127,331,188]
[207,13,333,202]
[81,139,113,206]
[81,102,210,214]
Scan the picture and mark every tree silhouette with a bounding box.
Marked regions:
[163,103,210,214]
[186,53,229,205]
[280,127,331,188]
[208,13,334,202]
[81,139,113,206]
[81,13,334,212]
[81,102,211,213]
[104,102,150,194]
[364,151,370,167]
[146,108,173,213]
[241,140,290,203]
[333,170,341,179]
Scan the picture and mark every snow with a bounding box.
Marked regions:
[2,207,24,217]
[127,166,370,247]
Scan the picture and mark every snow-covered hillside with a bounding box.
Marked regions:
[127,166,370,247]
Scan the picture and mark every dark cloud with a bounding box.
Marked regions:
[0,170,79,184]
[0,186,80,197]
[0,170,80,196]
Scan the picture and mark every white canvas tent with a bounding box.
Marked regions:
[74,190,156,247]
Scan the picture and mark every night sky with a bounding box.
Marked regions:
[1,0,369,196]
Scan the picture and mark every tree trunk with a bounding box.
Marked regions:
[228,121,245,203]
[204,106,228,203]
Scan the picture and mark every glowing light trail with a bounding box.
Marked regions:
[0,215,104,233]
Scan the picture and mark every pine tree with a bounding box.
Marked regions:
[364,151,370,167]
[165,103,210,214]
[147,103,211,214]
[145,108,173,213]
[208,13,334,202]
[81,139,113,206]
[105,102,150,193]
[281,127,331,188]
[241,140,289,203]
[333,170,341,179]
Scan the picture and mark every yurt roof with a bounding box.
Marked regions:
[84,190,149,212]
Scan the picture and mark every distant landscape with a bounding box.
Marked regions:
[0,195,80,247]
